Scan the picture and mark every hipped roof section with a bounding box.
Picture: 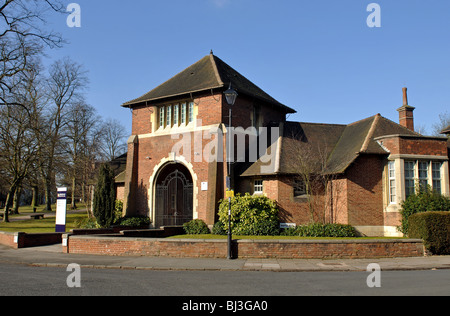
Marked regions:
[241,114,422,177]
[122,53,296,114]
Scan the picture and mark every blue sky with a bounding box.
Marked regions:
[44,0,450,135]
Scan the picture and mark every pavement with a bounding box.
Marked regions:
[1,244,450,272]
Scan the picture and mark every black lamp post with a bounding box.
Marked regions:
[224,83,238,260]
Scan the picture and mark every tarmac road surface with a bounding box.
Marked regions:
[1,263,450,297]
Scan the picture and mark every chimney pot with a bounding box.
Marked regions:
[403,87,408,106]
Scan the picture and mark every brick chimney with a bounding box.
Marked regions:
[397,87,415,131]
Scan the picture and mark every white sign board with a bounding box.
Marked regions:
[201,182,208,191]
[56,187,67,232]
[280,223,297,229]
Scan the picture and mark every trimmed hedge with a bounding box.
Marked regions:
[118,216,151,228]
[183,219,210,235]
[217,193,280,236]
[281,223,358,238]
[399,188,450,235]
[408,212,450,255]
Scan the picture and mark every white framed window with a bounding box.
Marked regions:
[166,105,172,127]
[173,104,179,126]
[181,103,186,125]
[418,161,429,191]
[188,102,194,123]
[254,180,263,194]
[388,161,396,204]
[159,107,165,128]
[403,160,443,198]
[404,161,415,198]
[432,162,442,193]
[293,178,307,197]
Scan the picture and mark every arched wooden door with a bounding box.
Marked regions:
[155,164,193,227]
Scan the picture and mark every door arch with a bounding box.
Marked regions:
[154,163,193,227]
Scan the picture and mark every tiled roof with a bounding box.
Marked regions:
[241,114,421,177]
[122,54,296,113]
[122,53,295,113]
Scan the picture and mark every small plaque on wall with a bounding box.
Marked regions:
[201,182,208,191]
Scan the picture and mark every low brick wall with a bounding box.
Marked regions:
[0,232,16,248]
[63,235,425,259]
[0,232,62,249]
[236,239,425,259]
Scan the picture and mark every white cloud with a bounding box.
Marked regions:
[210,0,230,8]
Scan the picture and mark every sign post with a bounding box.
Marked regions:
[56,187,67,233]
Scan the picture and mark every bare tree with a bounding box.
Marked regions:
[0,0,65,105]
[284,129,338,224]
[64,102,100,209]
[0,66,40,222]
[36,57,88,211]
[432,111,450,137]
[100,118,127,161]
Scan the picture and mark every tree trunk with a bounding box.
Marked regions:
[43,179,52,212]
[31,185,39,212]
[12,187,21,214]
[3,184,17,223]
[71,175,77,210]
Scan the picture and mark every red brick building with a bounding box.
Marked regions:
[120,53,450,236]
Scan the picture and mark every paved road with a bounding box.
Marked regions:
[1,263,449,297]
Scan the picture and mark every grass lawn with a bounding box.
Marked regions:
[0,204,89,233]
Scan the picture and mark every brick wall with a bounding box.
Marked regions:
[345,154,384,226]
[125,90,289,226]
[381,136,448,156]
[131,105,154,135]
[0,232,62,249]
[64,235,425,259]
[0,232,16,248]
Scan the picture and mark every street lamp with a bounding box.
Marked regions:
[224,83,237,260]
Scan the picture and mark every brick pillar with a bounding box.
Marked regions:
[123,135,139,217]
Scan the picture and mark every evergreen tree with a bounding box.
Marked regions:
[93,163,116,228]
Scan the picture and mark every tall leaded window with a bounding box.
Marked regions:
[166,105,172,127]
[418,161,429,191]
[174,104,179,126]
[404,161,415,198]
[188,102,194,123]
[432,162,442,194]
[181,103,186,125]
[159,107,165,128]
[388,161,396,204]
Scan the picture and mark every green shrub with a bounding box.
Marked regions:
[93,163,116,228]
[119,216,151,227]
[75,217,99,229]
[183,219,210,235]
[281,223,357,237]
[113,200,124,224]
[217,193,280,236]
[409,212,450,255]
[399,187,450,235]
[212,221,227,235]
